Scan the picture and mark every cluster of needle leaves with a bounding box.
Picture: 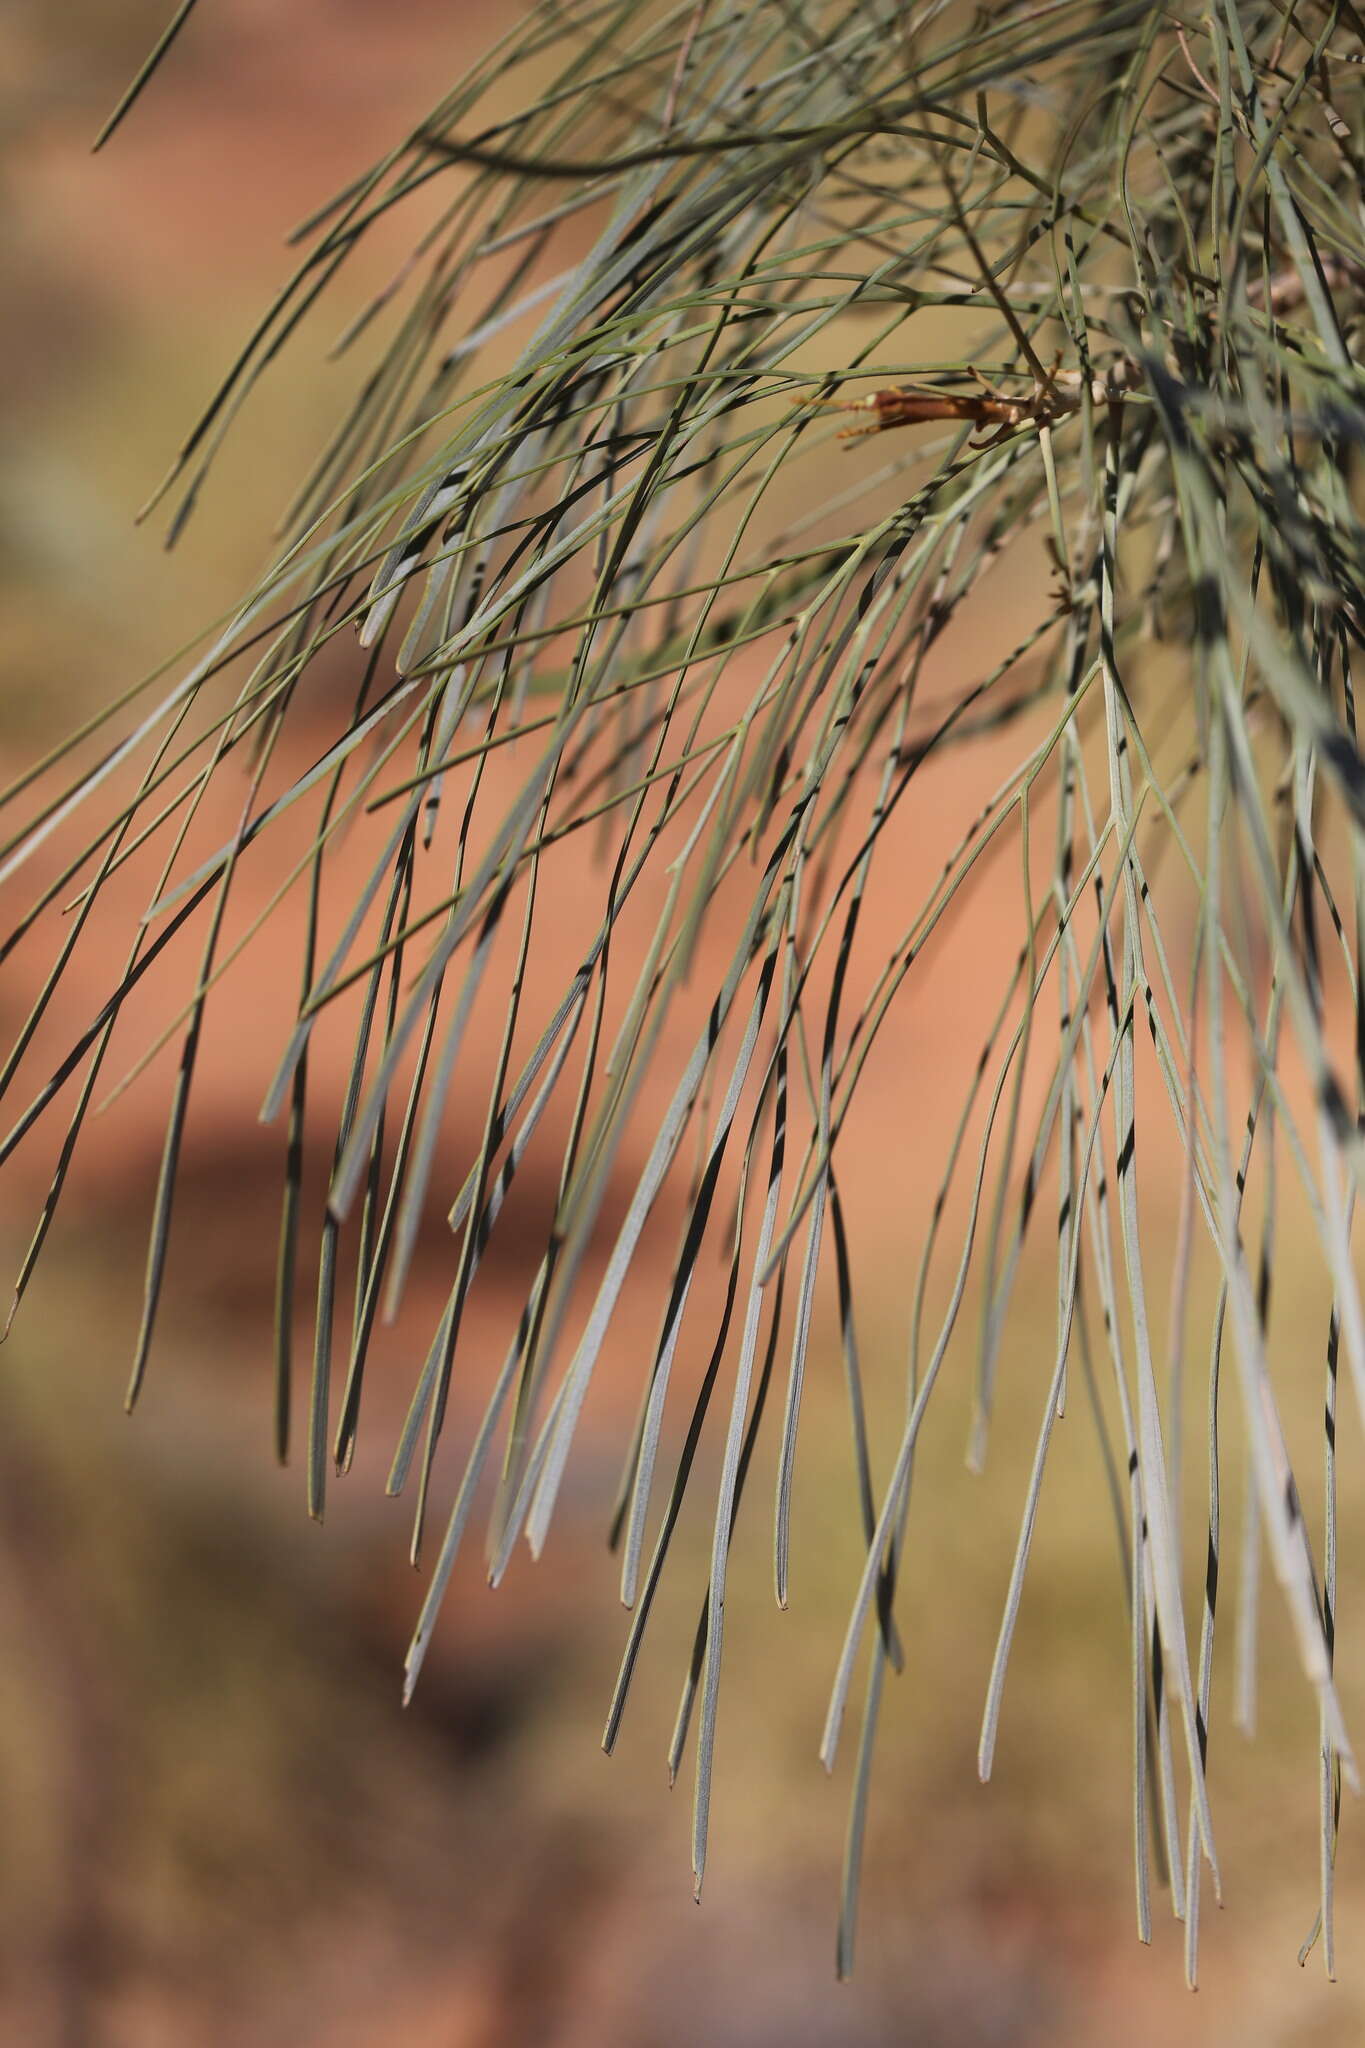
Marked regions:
[10,0,1365,1984]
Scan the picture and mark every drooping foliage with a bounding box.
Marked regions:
[9,0,1365,1979]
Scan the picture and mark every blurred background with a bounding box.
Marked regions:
[3,4,1365,2042]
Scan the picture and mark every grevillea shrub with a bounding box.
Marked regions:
[10,0,1365,1982]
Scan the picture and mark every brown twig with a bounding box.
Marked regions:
[1174,22,1221,107]
[815,357,1141,443]
[663,0,709,132]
